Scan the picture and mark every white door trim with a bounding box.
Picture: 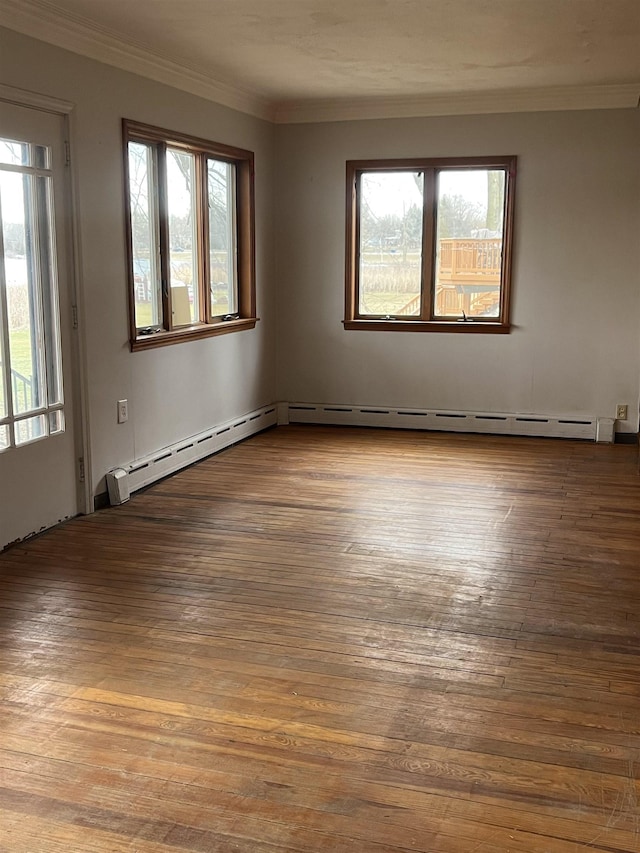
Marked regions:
[0,83,74,115]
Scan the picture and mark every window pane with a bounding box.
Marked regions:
[0,329,6,420]
[358,172,423,317]
[208,159,237,317]
[49,409,64,434]
[0,139,28,167]
[15,413,46,445]
[128,142,162,330]
[0,134,64,444]
[33,145,50,170]
[1,170,46,415]
[434,169,505,318]
[167,149,198,326]
[36,175,63,407]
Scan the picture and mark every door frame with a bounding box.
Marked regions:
[0,83,92,515]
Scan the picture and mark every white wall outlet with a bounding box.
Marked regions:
[615,404,628,420]
[117,399,128,424]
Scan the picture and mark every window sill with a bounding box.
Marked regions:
[343,319,510,334]
[130,317,258,351]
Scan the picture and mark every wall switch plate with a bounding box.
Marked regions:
[117,399,128,423]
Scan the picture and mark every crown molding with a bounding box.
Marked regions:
[273,83,640,124]
[0,0,274,121]
[2,0,638,126]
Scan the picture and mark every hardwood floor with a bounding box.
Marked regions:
[1,424,640,852]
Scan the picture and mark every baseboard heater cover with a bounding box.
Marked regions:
[287,402,599,441]
[106,404,277,504]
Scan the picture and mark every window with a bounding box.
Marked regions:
[345,156,516,332]
[123,121,256,349]
[0,136,65,449]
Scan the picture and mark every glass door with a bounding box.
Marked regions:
[0,101,79,548]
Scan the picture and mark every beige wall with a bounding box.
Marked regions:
[0,26,277,498]
[1,22,640,529]
[275,110,640,428]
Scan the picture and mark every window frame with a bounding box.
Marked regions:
[0,137,66,450]
[123,120,257,351]
[344,155,516,333]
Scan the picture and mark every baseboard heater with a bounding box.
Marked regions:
[106,404,277,504]
[104,401,609,505]
[286,402,602,441]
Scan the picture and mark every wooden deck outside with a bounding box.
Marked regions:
[438,238,502,285]
[398,238,502,316]
[437,238,501,316]
[1,424,640,852]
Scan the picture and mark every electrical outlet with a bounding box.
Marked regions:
[616,404,628,421]
[117,399,128,424]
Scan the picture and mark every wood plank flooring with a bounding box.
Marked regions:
[1,424,640,852]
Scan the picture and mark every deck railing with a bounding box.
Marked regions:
[10,368,33,412]
[438,238,502,284]
[367,238,503,318]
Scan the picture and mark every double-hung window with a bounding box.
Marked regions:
[345,156,516,332]
[123,121,256,349]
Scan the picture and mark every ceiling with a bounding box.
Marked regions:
[2,0,640,122]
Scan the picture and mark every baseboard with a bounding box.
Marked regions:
[105,404,278,502]
[615,432,638,445]
[93,491,110,511]
[286,401,599,441]
[99,401,627,508]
